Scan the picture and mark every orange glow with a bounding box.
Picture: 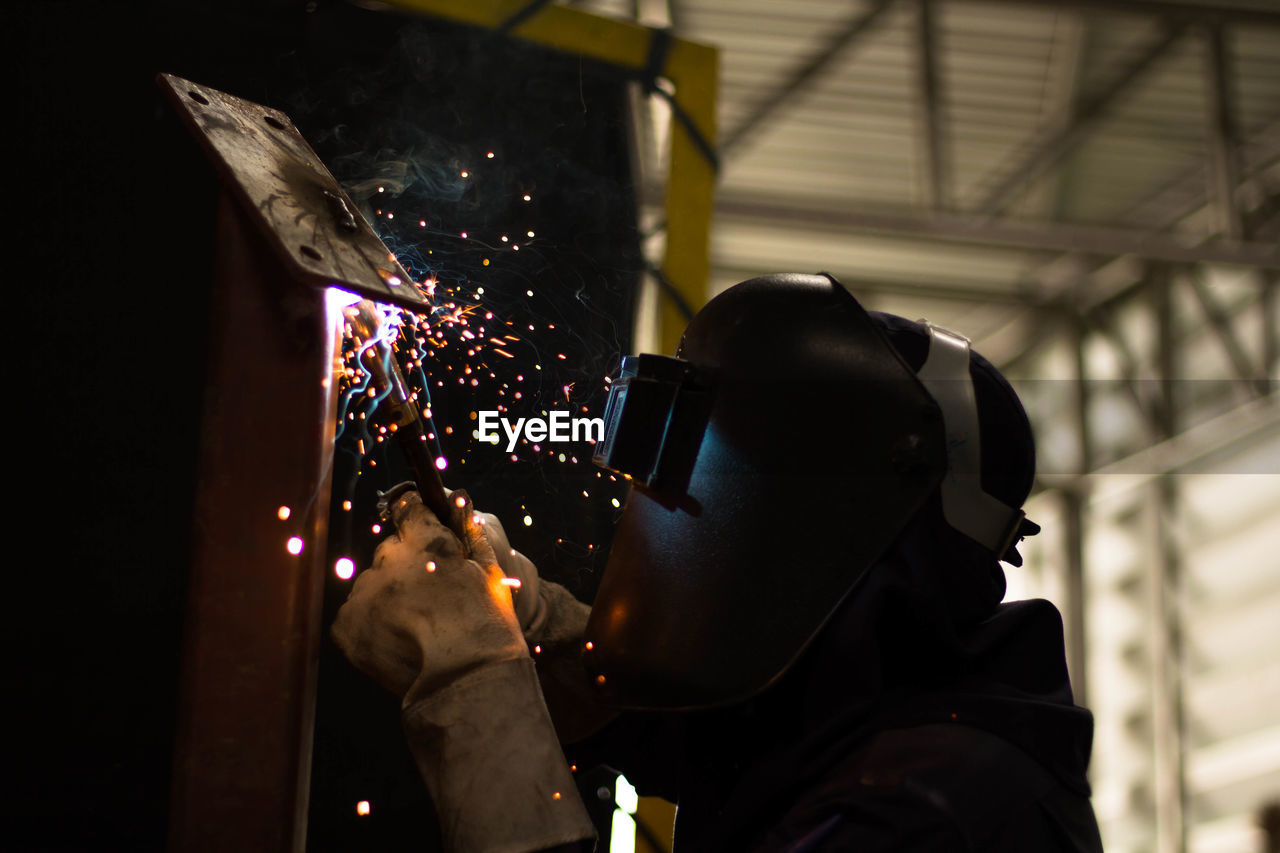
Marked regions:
[356,800,371,816]
[595,675,606,685]
[277,506,291,520]
[584,642,594,651]
[553,792,562,800]
[426,561,437,573]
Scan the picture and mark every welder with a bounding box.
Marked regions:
[332,273,1105,852]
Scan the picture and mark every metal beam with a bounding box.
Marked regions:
[1203,22,1245,240]
[1148,265,1188,853]
[1187,269,1267,394]
[711,265,1044,305]
[973,23,1188,218]
[715,192,1280,267]
[1048,18,1093,221]
[914,0,950,211]
[966,0,1280,27]
[1080,306,1161,437]
[720,0,894,158]
[1063,318,1091,708]
[1265,272,1278,394]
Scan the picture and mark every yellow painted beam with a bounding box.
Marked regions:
[378,0,718,353]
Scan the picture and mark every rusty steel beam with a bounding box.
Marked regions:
[169,193,340,853]
[156,74,420,852]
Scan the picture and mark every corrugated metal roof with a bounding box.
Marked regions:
[581,0,1279,337]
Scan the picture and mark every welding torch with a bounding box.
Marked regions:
[345,300,457,535]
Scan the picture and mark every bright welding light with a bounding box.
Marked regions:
[334,558,355,580]
[325,287,362,310]
[286,537,304,555]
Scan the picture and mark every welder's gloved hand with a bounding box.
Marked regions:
[332,489,526,701]
[331,491,595,853]
[458,494,617,744]
[457,494,548,639]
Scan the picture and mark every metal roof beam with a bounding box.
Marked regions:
[721,0,895,160]
[1188,269,1268,394]
[1203,22,1245,241]
[714,192,1280,267]
[963,0,1280,27]
[972,23,1188,218]
[914,0,950,211]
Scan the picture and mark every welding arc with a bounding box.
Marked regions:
[348,301,455,534]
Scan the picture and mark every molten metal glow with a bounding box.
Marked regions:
[501,577,522,589]
[277,506,291,520]
[356,800,371,816]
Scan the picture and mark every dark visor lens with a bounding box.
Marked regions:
[592,354,713,493]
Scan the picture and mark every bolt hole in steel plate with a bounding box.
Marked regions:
[157,73,428,313]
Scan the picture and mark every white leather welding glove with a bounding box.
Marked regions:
[331,490,594,853]
[449,492,618,744]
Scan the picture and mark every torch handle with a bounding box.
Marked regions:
[360,343,456,534]
[397,419,453,525]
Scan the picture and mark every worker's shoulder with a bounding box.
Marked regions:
[762,723,1102,853]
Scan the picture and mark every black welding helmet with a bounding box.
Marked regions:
[586,273,1036,710]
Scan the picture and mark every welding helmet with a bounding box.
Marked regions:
[587,273,1035,710]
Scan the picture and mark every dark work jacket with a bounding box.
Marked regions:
[567,506,1105,852]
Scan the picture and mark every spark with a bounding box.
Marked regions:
[356,801,371,816]
[523,515,533,526]
[426,561,437,573]
[501,577,522,589]
[334,558,355,580]
[286,537,304,555]
[277,506,291,520]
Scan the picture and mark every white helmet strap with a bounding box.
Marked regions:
[915,322,1027,559]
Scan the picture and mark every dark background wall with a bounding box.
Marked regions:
[14,2,642,848]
